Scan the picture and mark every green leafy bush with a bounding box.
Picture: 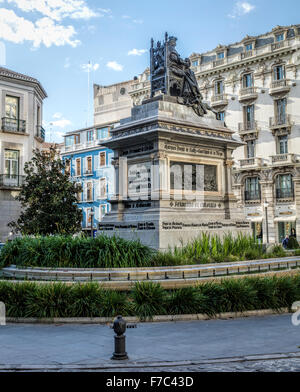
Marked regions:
[1,275,299,320]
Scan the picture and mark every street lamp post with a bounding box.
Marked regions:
[264,201,269,244]
[90,207,94,238]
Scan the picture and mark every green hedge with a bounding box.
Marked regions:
[0,233,288,269]
[1,275,299,320]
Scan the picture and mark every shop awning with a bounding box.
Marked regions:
[274,216,297,222]
[247,217,263,222]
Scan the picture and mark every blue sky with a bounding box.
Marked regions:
[0,0,299,142]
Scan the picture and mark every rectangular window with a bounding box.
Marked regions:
[217,52,224,59]
[65,136,74,147]
[215,80,223,95]
[86,156,92,172]
[76,182,82,202]
[276,98,286,124]
[99,178,107,199]
[5,150,19,177]
[245,177,260,201]
[100,151,106,167]
[65,159,71,176]
[100,204,107,221]
[86,130,94,142]
[247,140,255,158]
[274,65,285,81]
[5,96,19,119]
[74,134,80,145]
[243,73,253,88]
[192,60,198,67]
[276,33,284,42]
[170,162,218,192]
[97,127,109,140]
[278,135,288,154]
[246,43,253,51]
[75,158,81,176]
[276,174,293,198]
[244,105,254,129]
[86,182,93,201]
[216,111,225,121]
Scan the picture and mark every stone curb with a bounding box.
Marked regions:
[7,308,290,324]
[1,268,300,290]
[1,351,300,371]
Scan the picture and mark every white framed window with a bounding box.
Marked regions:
[273,65,285,81]
[86,156,93,174]
[214,80,224,95]
[99,178,107,199]
[76,182,82,202]
[99,204,107,221]
[75,158,81,176]
[99,151,106,167]
[86,182,93,202]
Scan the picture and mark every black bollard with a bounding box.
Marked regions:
[111,315,129,360]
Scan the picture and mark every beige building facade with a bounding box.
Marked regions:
[94,25,300,245]
[0,67,47,241]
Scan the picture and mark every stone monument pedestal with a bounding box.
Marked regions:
[98,95,250,251]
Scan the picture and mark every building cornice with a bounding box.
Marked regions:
[0,67,47,99]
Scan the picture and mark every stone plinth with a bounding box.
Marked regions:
[98,96,250,250]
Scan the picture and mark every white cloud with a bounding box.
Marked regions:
[6,0,99,22]
[80,62,99,72]
[106,61,123,71]
[122,15,131,19]
[51,118,72,128]
[228,2,255,18]
[128,48,147,56]
[53,112,63,119]
[0,8,80,47]
[133,19,143,24]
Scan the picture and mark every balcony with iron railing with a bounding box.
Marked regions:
[0,174,25,188]
[271,153,297,165]
[239,87,258,102]
[213,57,227,67]
[276,188,294,200]
[271,40,290,51]
[238,120,259,135]
[269,114,292,130]
[240,50,255,60]
[36,125,46,141]
[210,93,228,108]
[244,190,261,202]
[239,157,263,168]
[269,79,290,96]
[2,117,26,134]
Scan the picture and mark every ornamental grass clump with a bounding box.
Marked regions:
[131,282,167,320]
[0,235,154,269]
[166,287,207,315]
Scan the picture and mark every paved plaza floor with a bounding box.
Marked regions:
[0,314,300,371]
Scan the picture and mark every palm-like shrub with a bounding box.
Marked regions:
[131,282,167,320]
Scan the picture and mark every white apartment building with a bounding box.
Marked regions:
[94,25,300,245]
[0,67,47,241]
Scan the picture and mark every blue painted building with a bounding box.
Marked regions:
[60,122,116,236]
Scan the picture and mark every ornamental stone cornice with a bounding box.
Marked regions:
[0,67,47,99]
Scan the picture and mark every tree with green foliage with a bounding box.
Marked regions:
[9,147,82,236]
